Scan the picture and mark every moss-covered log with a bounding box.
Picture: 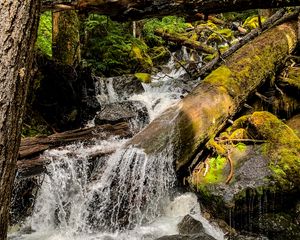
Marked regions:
[154,29,215,54]
[127,22,298,171]
[42,0,300,21]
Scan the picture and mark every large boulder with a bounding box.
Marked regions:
[94,101,149,133]
[188,112,300,237]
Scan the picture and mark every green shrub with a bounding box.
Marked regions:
[36,11,52,57]
[143,16,190,46]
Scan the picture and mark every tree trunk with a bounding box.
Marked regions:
[0,1,40,239]
[52,10,80,65]
[42,0,300,20]
[128,22,298,171]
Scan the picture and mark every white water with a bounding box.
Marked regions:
[10,49,224,240]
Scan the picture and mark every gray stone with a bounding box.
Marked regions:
[178,215,204,235]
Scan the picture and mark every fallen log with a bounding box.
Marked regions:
[18,122,131,160]
[42,0,300,21]
[127,21,298,171]
[16,122,131,178]
[154,29,216,54]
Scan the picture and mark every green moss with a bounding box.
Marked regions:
[203,65,233,90]
[243,15,266,30]
[134,73,151,83]
[235,143,247,151]
[245,112,300,188]
[205,156,228,183]
[207,28,234,44]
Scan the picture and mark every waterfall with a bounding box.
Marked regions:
[10,48,224,240]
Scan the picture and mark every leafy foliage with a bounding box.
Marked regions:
[142,16,190,47]
[82,14,152,76]
[36,11,52,57]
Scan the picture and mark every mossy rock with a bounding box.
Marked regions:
[189,111,300,228]
[131,44,153,72]
[149,46,170,65]
[134,73,151,83]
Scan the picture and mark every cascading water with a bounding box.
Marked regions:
[10,48,224,240]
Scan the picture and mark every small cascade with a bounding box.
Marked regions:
[10,47,224,240]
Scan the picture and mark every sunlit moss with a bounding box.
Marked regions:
[36,11,52,57]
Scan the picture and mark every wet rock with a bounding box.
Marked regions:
[156,233,216,240]
[94,101,149,133]
[95,75,144,104]
[10,177,40,225]
[188,112,300,233]
[178,215,204,235]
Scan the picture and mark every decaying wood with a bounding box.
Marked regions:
[18,122,131,160]
[154,29,215,54]
[126,21,298,171]
[196,8,299,78]
[41,0,300,21]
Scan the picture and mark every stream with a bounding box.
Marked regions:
[9,48,224,240]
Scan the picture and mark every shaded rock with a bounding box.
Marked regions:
[232,233,268,240]
[10,177,40,225]
[251,213,300,240]
[31,57,100,131]
[178,215,204,235]
[94,101,149,133]
[156,233,216,240]
[95,75,144,105]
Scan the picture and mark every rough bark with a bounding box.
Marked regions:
[52,10,80,65]
[0,1,40,239]
[128,22,298,171]
[42,0,300,20]
[154,29,216,54]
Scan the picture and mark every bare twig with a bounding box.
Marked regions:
[225,150,234,184]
